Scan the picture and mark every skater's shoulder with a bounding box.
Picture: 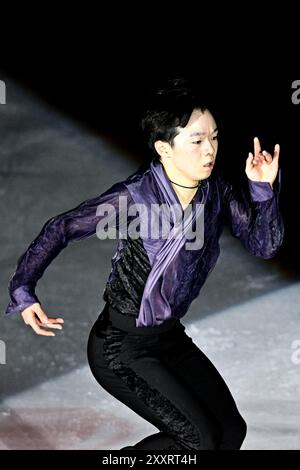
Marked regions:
[123,159,152,186]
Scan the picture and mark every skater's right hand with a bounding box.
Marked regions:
[21,302,64,337]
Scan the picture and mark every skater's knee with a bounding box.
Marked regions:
[234,414,247,446]
[222,414,247,449]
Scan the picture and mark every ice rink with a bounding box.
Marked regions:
[1,75,299,450]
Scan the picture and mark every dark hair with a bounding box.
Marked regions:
[140,77,209,161]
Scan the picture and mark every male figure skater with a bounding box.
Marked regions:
[5,79,284,450]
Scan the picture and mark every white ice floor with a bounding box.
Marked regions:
[1,283,300,450]
[1,74,299,451]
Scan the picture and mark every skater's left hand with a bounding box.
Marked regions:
[245,137,280,189]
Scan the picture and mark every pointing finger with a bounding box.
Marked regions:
[254,137,261,157]
[274,144,280,160]
[36,321,63,330]
[29,320,55,336]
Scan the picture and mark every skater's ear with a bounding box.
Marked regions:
[154,140,172,160]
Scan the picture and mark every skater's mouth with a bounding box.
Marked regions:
[203,161,214,169]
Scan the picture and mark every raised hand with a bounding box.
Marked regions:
[245,137,280,188]
[21,302,64,337]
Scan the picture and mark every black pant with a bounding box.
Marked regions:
[87,302,247,450]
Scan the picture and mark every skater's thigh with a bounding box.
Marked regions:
[162,325,242,421]
[87,322,174,431]
[87,322,219,448]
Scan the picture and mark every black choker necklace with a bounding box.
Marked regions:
[168,179,201,189]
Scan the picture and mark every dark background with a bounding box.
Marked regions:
[2,52,298,275]
[1,29,299,450]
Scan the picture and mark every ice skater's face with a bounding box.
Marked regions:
[157,109,218,181]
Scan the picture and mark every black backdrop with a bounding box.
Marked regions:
[2,57,299,275]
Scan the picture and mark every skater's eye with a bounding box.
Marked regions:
[192,135,218,145]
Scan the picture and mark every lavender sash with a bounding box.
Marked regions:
[125,159,209,327]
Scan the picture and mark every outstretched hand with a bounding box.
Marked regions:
[21,302,64,336]
[245,137,280,188]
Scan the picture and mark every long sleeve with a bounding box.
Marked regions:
[4,181,131,315]
[218,168,284,259]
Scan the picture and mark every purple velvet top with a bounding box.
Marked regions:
[4,158,284,326]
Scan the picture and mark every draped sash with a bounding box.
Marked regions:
[125,158,210,327]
